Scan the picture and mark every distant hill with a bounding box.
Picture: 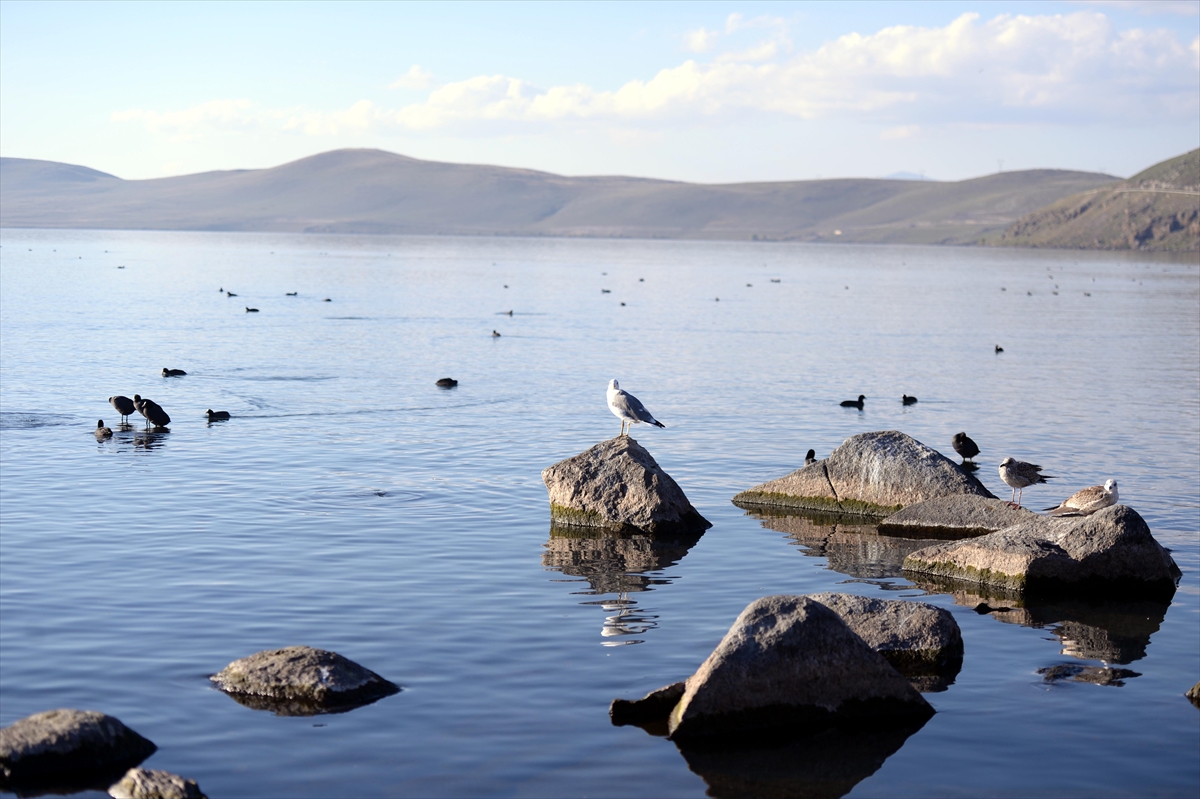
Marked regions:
[0,149,1118,244]
[995,149,1199,251]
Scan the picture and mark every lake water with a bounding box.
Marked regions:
[1,229,1197,798]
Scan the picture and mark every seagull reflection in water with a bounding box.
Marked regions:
[599,593,658,645]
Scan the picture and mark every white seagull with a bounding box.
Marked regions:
[1044,479,1118,516]
[606,379,665,438]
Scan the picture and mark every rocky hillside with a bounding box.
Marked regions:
[996,149,1199,251]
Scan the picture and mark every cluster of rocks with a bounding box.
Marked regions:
[1,646,398,796]
[610,593,961,741]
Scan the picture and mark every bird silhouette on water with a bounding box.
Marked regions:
[109,395,136,423]
[436,378,458,388]
[246,307,259,313]
[607,380,665,438]
[999,457,1054,508]
[133,395,171,430]
[95,420,113,439]
[206,409,231,421]
[902,395,918,405]
[995,345,1004,353]
[492,330,501,337]
[840,395,865,410]
[952,432,980,464]
[162,368,187,377]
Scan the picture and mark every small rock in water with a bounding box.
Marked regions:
[667,596,933,742]
[210,646,400,716]
[109,767,207,799]
[1187,681,1200,708]
[542,437,710,536]
[0,709,157,791]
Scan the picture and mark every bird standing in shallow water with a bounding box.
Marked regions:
[999,457,1054,508]
[607,380,665,438]
[95,420,112,439]
[953,432,980,463]
[109,395,135,423]
[134,395,171,429]
[840,395,865,409]
[1044,480,1118,516]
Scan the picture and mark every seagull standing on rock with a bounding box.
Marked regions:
[1044,480,1118,516]
[999,457,1055,508]
[607,380,665,438]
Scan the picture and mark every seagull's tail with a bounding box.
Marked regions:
[1044,505,1080,516]
[652,420,665,428]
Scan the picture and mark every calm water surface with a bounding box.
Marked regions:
[1,229,1197,798]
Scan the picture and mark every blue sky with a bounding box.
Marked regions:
[1,1,1197,182]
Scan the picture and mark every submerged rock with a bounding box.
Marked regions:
[667,596,933,742]
[542,437,710,535]
[734,431,993,517]
[109,767,207,799]
[1037,664,1141,687]
[0,709,156,791]
[211,646,399,716]
[880,495,1037,538]
[809,593,963,692]
[903,505,1180,600]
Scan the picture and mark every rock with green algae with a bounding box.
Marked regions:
[542,436,710,535]
[734,431,992,517]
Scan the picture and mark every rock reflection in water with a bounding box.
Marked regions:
[912,580,1169,666]
[542,525,703,645]
[676,718,929,799]
[219,687,398,717]
[740,507,941,580]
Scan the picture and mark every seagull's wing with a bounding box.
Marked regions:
[614,390,663,426]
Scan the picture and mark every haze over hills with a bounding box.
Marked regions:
[997,149,1199,252]
[0,149,1118,245]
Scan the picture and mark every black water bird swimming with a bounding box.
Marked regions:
[902,395,918,405]
[246,307,259,313]
[226,292,237,297]
[162,368,187,377]
[995,345,1004,353]
[840,395,865,410]
[286,292,297,296]
[492,330,501,337]
[206,409,231,421]
[436,378,458,388]
[109,395,136,423]
[952,432,980,463]
[95,420,113,439]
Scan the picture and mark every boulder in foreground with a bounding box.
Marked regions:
[109,767,207,799]
[0,709,156,790]
[880,495,1037,538]
[542,437,710,535]
[667,596,933,742]
[809,593,963,692]
[903,505,1179,600]
[211,646,399,716]
[734,431,993,517]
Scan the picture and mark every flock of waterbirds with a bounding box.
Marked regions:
[96,369,232,439]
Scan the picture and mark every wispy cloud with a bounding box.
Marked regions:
[112,12,1198,141]
[389,65,434,90]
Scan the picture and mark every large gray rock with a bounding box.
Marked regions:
[542,437,711,535]
[667,596,933,742]
[809,593,963,692]
[211,646,399,716]
[880,495,1037,537]
[109,768,207,799]
[0,709,156,789]
[734,431,993,517]
[903,505,1179,600]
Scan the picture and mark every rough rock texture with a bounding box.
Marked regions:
[109,768,207,799]
[1187,682,1200,708]
[0,709,156,789]
[610,683,686,732]
[667,596,933,742]
[880,495,1037,538]
[211,646,399,716]
[542,437,711,534]
[1037,664,1140,687]
[734,431,993,517]
[809,593,963,692]
[903,505,1180,600]
[542,526,701,595]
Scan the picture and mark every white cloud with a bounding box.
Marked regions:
[685,28,718,53]
[111,99,262,138]
[389,65,434,90]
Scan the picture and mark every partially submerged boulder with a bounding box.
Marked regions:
[880,495,1037,538]
[542,437,710,535]
[667,596,933,742]
[809,593,963,692]
[609,682,686,733]
[109,768,207,799]
[734,431,993,517]
[211,646,399,716]
[0,709,156,791]
[903,505,1179,600]
[1187,682,1200,709]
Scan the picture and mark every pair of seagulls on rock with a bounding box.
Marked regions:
[999,456,1118,516]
